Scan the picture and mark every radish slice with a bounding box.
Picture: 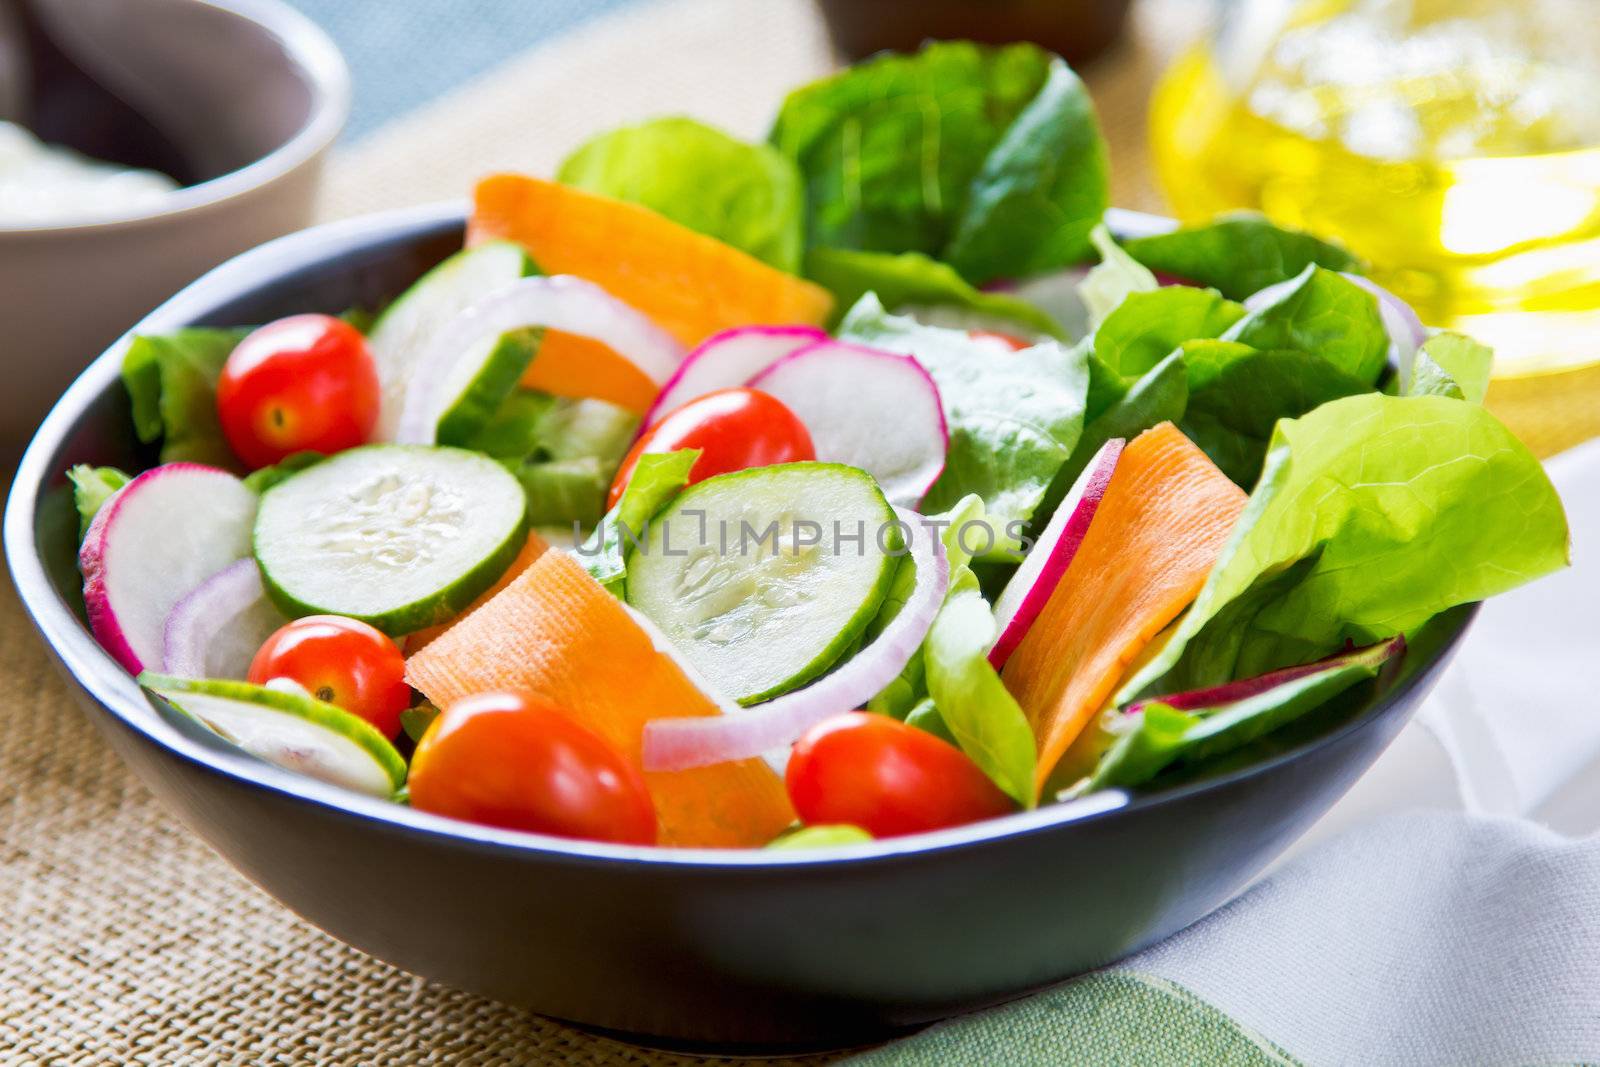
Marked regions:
[641,507,949,771]
[79,464,258,674]
[640,325,825,431]
[163,559,286,680]
[1125,635,1407,715]
[747,341,948,508]
[395,274,686,444]
[988,439,1123,669]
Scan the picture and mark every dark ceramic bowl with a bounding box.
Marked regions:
[4,203,1476,1052]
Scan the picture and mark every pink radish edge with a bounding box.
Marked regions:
[749,339,949,508]
[80,462,255,675]
[637,325,827,433]
[1125,635,1407,716]
[987,439,1124,670]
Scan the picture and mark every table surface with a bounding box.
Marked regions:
[0,1,1232,1063]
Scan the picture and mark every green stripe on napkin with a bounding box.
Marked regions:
[846,973,1301,1067]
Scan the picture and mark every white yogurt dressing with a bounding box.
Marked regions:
[0,120,178,225]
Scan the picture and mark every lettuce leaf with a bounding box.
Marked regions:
[766,824,873,849]
[1078,224,1157,328]
[803,247,1065,337]
[466,391,640,529]
[1121,213,1362,301]
[576,449,699,597]
[558,116,805,272]
[120,327,250,468]
[66,464,130,540]
[1177,340,1372,487]
[1119,394,1570,697]
[839,294,1088,532]
[772,41,1107,285]
[1221,265,1390,386]
[241,451,325,494]
[1408,332,1492,403]
[1091,285,1244,378]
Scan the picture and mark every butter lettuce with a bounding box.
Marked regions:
[66,464,131,540]
[1120,394,1570,697]
[1178,340,1372,486]
[840,294,1088,531]
[1092,286,1244,378]
[1222,265,1390,386]
[1078,224,1157,328]
[1408,332,1493,403]
[121,327,250,468]
[558,117,804,272]
[577,448,698,597]
[1121,213,1361,301]
[772,41,1107,285]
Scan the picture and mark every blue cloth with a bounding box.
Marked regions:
[282,0,643,140]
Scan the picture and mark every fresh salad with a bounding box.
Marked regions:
[67,42,1569,850]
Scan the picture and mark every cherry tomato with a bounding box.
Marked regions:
[786,712,1015,838]
[409,691,657,845]
[966,329,1032,352]
[248,615,409,738]
[217,313,379,468]
[607,387,814,509]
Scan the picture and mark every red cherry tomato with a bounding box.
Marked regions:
[607,387,814,509]
[966,329,1032,352]
[217,313,379,468]
[248,615,410,738]
[408,691,657,845]
[786,712,1016,838]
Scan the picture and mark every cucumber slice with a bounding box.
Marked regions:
[430,327,542,447]
[254,445,528,635]
[369,240,539,441]
[141,674,406,797]
[625,462,899,705]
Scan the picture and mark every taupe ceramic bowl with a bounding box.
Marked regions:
[0,0,347,453]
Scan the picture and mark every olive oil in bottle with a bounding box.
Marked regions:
[1150,0,1600,453]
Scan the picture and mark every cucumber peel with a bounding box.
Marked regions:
[141,674,406,797]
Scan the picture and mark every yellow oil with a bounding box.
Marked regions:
[1150,0,1600,453]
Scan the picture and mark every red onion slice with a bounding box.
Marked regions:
[396,274,686,444]
[641,507,950,771]
[162,558,285,679]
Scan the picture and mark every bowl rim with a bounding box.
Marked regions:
[4,201,1476,871]
[0,0,350,236]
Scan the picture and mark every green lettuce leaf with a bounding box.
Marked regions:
[1082,640,1396,793]
[1091,285,1245,378]
[121,327,250,468]
[66,464,131,540]
[803,247,1065,337]
[942,57,1110,281]
[839,294,1088,532]
[772,41,1107,284]
[1121,213,1362,301]
[467,391,640,529]
[1408,332,1492,403]
[1221,265,1390,386]
[1178,340,1372,487]
[1119,394,1570,697]
[558,116,805,272]
[766,824,873,849]
[577,449,699,596]
[924,567,1037,806]
[1078,224,1157,328]
[242,451,325,494]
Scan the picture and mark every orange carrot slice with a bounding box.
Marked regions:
[404,549,795,847]
[1001,423,1247,796]
[405,531,551,654]
[469,175,834,412]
